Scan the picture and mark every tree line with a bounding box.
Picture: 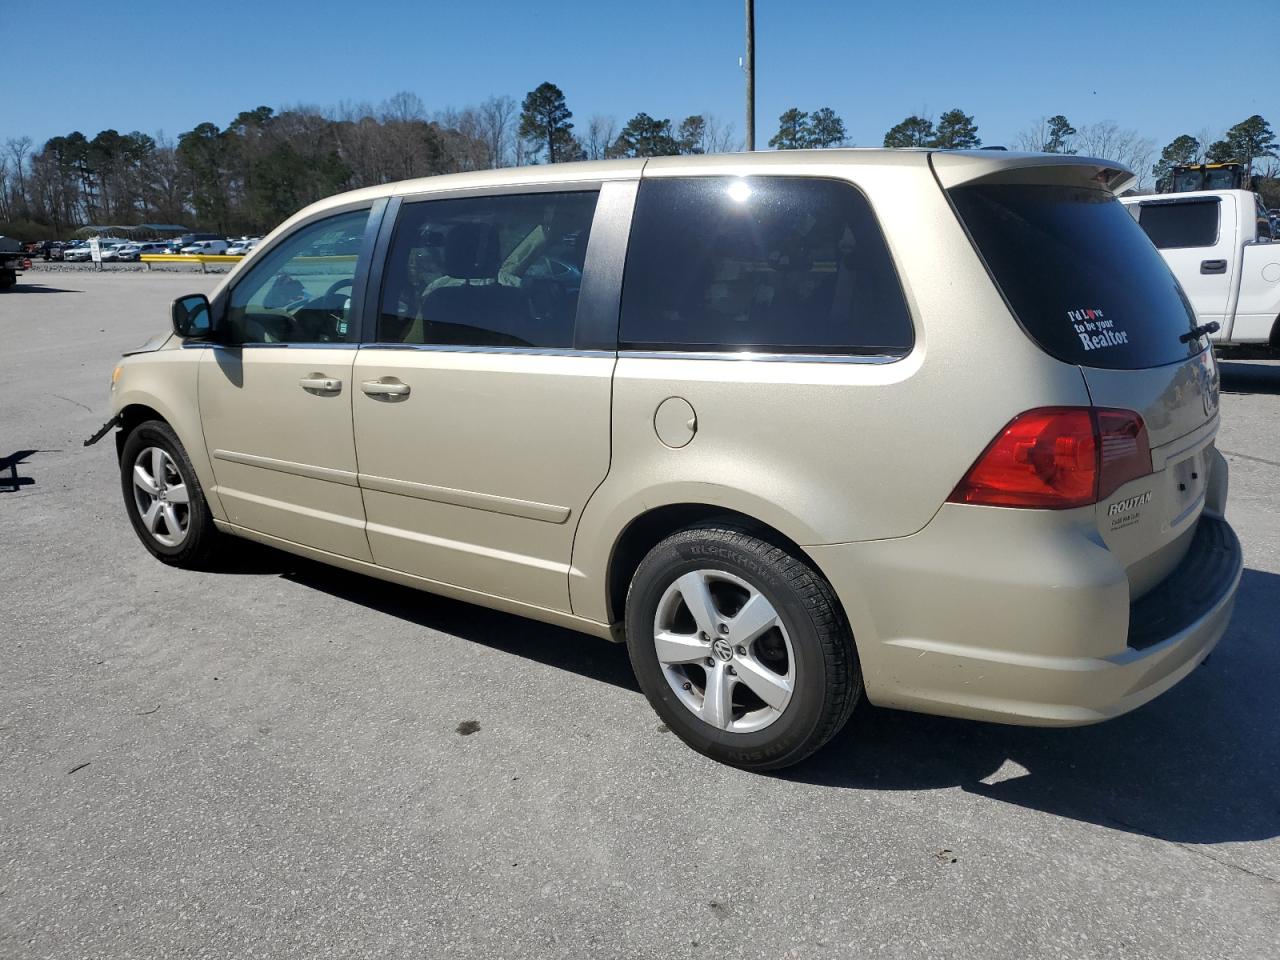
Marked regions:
[0,82,739,240]
[1,80,1275,240]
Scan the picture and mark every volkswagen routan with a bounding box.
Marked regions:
[100,149,1242,769]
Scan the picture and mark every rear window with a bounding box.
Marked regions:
[1135,200,1220,249]
[949,183,1199,370]
[619,177,913,356]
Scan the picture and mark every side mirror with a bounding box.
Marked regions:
[171,294,213,339]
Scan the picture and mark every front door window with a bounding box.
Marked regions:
[225,209,371,344]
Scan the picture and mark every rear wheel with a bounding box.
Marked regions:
[625,523,861,770]
[119,420,219,568]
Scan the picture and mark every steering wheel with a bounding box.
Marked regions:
[324,277,353,298]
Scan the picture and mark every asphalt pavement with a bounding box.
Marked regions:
[1,271,1277,959]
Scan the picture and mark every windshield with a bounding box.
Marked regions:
[949,183,1200,370]
[1171,170,1203,192]
[1204,169,1238,190]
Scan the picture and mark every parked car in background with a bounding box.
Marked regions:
[64,239,128,262]
[31,240,65,261]
[116,241,172,262]
[180,240,230,255]
[97,240,130,261]
[101,150,1241,770]
[226,238,261,256]
[1122,189,1280,349]
[168,233,223,254]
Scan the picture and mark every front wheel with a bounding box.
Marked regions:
[625,524,861,770]
[119,420,220,568]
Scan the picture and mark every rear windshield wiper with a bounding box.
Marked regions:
[1180,321,1220,344]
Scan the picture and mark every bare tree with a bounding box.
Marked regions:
[382,91,427,124]
[0,157,11,222]
[478,95,517,168]
[701,114,741,153]
[1014,117,1059,153]
[584,115,617,160]
[1075,122,1156,188]
[1196,128,1218,163]
[6,136,32,218]
[147,133,187,224]
[435,107,489,172]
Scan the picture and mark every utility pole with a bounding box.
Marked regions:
[745,0,755,150]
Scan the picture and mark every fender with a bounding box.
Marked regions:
[110,347,226,521]
[569,478,825,625]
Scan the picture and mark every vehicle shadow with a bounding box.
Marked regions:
[2,284,81,294]
[1218,359,1280,395]
[787,566,1280,846]
[215,543,1279,845]
[0,449,40,492]
[213,542,640,691]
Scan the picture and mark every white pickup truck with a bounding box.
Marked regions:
[1122,189,1280,348]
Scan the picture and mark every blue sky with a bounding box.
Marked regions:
[5,0,1276,153]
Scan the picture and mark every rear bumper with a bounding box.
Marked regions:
[809,510,1242,727]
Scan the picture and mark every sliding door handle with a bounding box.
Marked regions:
[299,376,342,393]
[361,379,411,398]
[1200,259,1227,274]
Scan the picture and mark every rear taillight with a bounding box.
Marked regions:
[1095,408,1152,499]
[948,407,1151,510]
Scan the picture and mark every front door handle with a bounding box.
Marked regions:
[1200,259,1227,274]
[299,376,342,393]
[361,379,411,398]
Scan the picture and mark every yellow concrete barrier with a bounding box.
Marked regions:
[140,253,242,274]
[139,253,356,273]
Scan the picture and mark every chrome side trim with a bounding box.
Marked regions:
[397,180,608,204]
[358,343,615,359]
[215,519,614,639]
[212,449,359,486]
[365,521,570,574]
[206,342,357,350]
[359,472,571,524]
[213,488,367,530]
[618,349,905,364]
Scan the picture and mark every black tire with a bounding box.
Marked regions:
[119,419,220,568]
[625,523,861,771]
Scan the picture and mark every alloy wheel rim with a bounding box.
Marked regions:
[131,446,191,548]
[653,569,795,734]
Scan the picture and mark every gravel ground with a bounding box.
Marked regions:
[22,260,235,276]
[1,272,1277,959]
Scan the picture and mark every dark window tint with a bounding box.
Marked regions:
[377,191,598,349]
[1256,195,1275,241]
[225,208,370,344]
[1136,200,1220,249]
[950,184,1199,370]
[619,177,913,355]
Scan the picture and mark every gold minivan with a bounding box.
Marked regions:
[103,150,1242,769]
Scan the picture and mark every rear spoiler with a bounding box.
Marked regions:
[929,150,1136,196]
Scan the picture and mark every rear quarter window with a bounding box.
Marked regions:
[619,176,913,356]
[949,183,1199,370]
[1136,200,1221,249]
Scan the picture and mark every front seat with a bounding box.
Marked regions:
[421,222,532,347]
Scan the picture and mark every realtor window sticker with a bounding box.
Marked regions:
[1067,308,1128,351]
